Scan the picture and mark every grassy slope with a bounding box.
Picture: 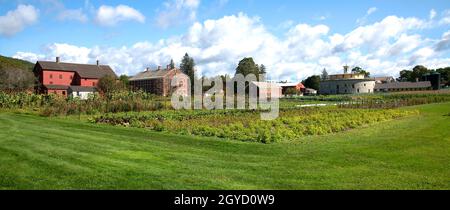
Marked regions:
[0,103,449,189]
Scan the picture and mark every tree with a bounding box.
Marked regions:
[302,75,320,91]
[351,66,370,78]
[259,64,267,75]
[321,68,328,81]
[119,75,130,87]
[235,58,266,80]
[180,53,196,87]
[169,59,175,69]
[436,67,450,85]
[284,87,299,96]
[398,70,413,82]
[98,75,121,96]
[412,65,429,81]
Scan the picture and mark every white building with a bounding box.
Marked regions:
[68,86,96,100]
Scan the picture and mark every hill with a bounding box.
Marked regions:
[0,55,35,72]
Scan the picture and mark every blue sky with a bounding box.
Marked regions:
[0,0,449,80]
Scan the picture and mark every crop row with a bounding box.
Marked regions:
[94,107,418,143]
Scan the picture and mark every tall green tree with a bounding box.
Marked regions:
[235,57,260,77]
[169,59,175,69]
[180,53,196,86]
[321,68,328,81]
[259,64,267,75]
[302,75,321,91]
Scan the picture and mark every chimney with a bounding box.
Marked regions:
[157,66,161,71]
[96,60,99,66]
[145,67,150,72]
[56,57,60,63]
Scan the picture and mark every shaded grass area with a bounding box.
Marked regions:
[0,103,449,189]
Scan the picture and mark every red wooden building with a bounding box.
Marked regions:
[33,57,117,97]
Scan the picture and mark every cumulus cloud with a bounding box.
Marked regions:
[13,12,450,80]
[156,0,201,28]
[0,4,39,37]
[95,4,145,26]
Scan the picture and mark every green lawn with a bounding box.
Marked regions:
[0,103,449,189]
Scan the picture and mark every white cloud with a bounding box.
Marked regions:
[156,0,201,28]
[95,4,145,26]
[13,12,450,80]
[58,8,88,23]
[367,7,377,15]
[440,9,450,25]
[356,7,377,25]
[429,9,437,20]
[0,4,39,37]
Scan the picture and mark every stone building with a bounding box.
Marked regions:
[319,66,376,94]
[129,66,189,97]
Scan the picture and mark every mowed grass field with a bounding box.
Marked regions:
[0,103,449,189]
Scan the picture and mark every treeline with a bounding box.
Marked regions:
[399,65,450,85]
[0,55,36,91]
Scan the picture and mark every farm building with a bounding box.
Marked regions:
[319,66,376,94]
[33,57,117,97]
[277,82,305,96]
[129,66,189,97]
[374,81,432,92]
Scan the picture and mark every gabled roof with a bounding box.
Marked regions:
[36,61,117,79]
[375,81,431,89]
[129,68,185,81]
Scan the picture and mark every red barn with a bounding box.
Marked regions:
[33,57,117,97]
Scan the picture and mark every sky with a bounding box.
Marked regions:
[0,0,449,81]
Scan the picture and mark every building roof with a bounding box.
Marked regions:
[36,61,117,79]
[129,68,184,81]
[375,81,432,89]
[68,86,97,92]
[44,85,69,90]
[373,76,395,81]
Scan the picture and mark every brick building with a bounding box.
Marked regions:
[129,66,189,97]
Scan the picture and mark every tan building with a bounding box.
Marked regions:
[129,66,189,97]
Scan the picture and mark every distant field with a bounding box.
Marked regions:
[0,102,449,189]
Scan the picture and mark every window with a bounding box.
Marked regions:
[62,91,66,95]
[364,84,366,86]
[49,81,53,84]
[77,91,80,96]
[357,89,360,93]
[352,84,355,89]
[59,75,63,79]
[49,74,53,79]
[70,75,73,79]
[93,82,96,86]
